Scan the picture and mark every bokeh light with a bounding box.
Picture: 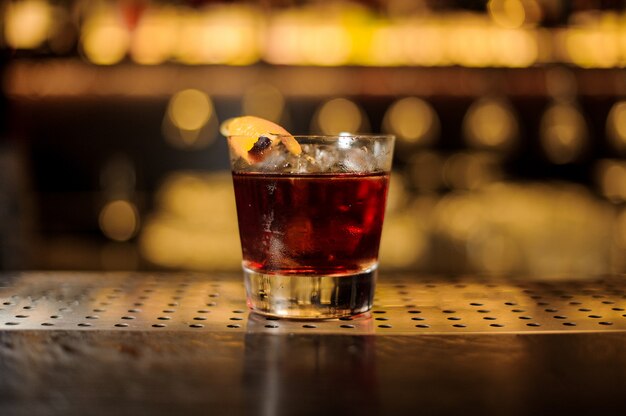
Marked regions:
[597,159,626,202]
[4,0,52,49]
[99,200,140,242]
[401,21,448,66]
[313,98,367,134]
[301,23,351,66]
[540,102,588,164]
[243,84,285,123]
[130,7,179,65]
[163,89,216,149]
[488,0,526,29]
[174,5,261,65]
[139,173,241,270]
[168,89,213,131]
[379,174,428,269]
[606,101,626,154]
[7,2,626,68]
[433,183,614,277]
[463,97,519,151]
[564,26,620,69]
[383,97,440,149]
[81,11,130,65]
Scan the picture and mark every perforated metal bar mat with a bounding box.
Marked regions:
[1,272,625,334]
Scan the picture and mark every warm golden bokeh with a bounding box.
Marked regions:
[99,200,140,242]
[4,0,626,278]
[383,97,440,148]
[463,97,519,151]
[5,1,626,68]
[313,98,367,134]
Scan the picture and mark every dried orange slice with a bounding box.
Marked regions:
[220,116,301,163]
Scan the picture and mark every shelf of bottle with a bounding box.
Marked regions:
[5,59,626,99]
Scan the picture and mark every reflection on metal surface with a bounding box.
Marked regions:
[1,272,626,335]
[243,328,378,416]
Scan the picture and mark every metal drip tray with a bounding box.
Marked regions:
[1,272,625,334]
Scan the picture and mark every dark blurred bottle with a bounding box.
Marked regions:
[0,49,30,270]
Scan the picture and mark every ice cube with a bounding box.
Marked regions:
[255,146,291,171]
[338,147,375,172]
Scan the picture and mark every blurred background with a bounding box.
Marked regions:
[1,0,626,278]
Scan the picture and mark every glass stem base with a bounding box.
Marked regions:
[243,265,377,319]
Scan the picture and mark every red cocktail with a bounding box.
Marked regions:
[227,129,394,318]
[233,172,389,275]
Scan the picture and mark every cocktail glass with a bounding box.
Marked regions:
[228,134,395,319]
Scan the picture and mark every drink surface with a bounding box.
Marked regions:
[232,171,390,276]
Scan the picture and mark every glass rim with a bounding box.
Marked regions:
[228,134,395,141]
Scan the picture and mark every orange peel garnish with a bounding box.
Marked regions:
[220,116,301,163]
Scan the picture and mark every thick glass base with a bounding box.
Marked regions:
[244,265,377,319]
